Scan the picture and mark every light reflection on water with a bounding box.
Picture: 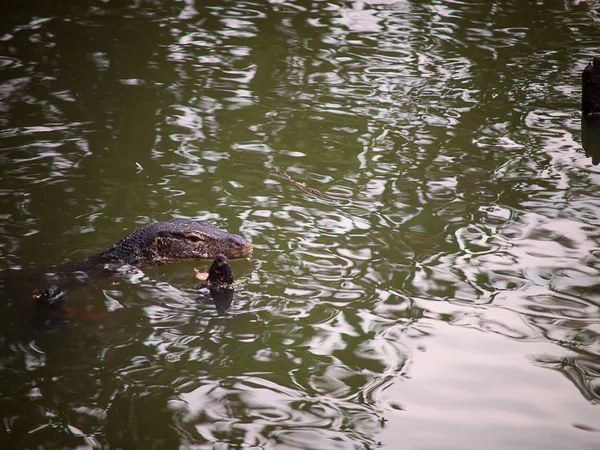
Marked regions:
[1,0,600,448]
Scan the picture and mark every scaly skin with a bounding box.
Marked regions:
[33,219,252,311]
[82,218,253,268]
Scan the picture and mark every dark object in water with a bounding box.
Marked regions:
[207,254,235,287]
[32,218,251,306]
[208,254,235,313]
[32,283,106,321]
[581,114,600,165]
[197,254,236,314]
[32,283,66,307]
[79,218,252,269]
[582,56,600,116]
[208,286,234,315]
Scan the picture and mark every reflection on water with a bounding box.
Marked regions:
[1,0,600,448]
[582,115,600,164]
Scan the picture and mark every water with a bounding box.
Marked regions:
[1,1,599,448]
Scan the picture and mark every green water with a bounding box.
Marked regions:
[1,1,599,449]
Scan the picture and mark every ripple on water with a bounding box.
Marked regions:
[2,1,600,448]
[0,55,21,70]
[171,374,382,449]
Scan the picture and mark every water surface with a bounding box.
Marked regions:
[1,1,599,449]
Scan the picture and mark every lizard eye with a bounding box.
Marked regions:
[187,235,201,243]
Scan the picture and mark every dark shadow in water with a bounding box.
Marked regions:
[105,384,180,450]
[0,254,246,447]
[197,286,235,315]
[581,115,600,165]
[208,286,235,315]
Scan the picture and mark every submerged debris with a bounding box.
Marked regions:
[272,169,342,204]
